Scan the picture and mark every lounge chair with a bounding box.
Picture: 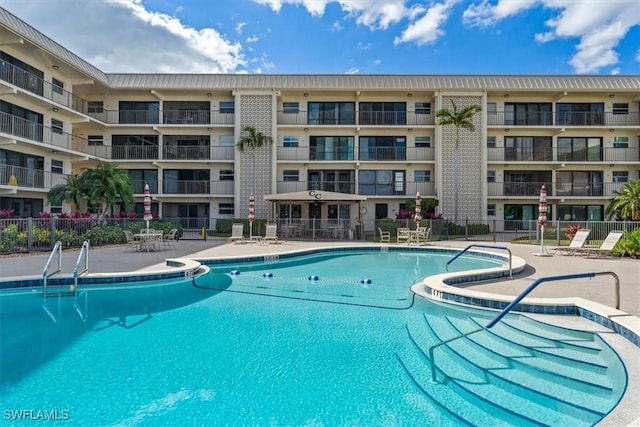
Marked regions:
[578,230,624,257]
[228,223,245,244]
[378,227,390,243]
[556,229,590,255]
[397,227,410,244]
[262,224,281,244]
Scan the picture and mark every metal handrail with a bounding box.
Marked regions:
[446,244,512,278]
[428,271,620,382]
[72,241,90,293]
[42,241,62,297]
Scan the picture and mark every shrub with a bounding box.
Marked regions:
[621,228,640,258]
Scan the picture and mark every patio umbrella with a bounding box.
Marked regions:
[414,192,422,225]
[248,193,255,239]
[535,184,551,256]
[143,183,153,233]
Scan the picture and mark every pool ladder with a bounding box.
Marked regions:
[42,241,90,322]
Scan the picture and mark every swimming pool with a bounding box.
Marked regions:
[0,249,626,425]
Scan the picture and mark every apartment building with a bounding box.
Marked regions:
[1,8,638,233]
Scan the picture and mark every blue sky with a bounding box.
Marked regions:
[1,0,638,75]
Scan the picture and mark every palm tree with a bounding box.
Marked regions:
[606,180,640,220]
[435,99,482,223]
[47,174,87,213]
[82,161,135,219]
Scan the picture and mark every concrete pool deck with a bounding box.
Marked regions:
[1,239,639,426]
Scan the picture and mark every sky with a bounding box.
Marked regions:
[0,0,638,75]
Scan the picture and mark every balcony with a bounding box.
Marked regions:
[85,109,234,125]
[275,181,435,197]
[132,180,233,196]
[488,111,640,127]
[488,181,623,198]
[0,163,68,190]
[277,111,435,126]
[277,146,434,162]
[487,147,639,163]
[0,60,89,113]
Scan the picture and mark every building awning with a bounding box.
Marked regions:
[264,190,367,202]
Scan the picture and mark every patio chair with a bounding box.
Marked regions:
[397,228,410,244]
[162,228,178,249]
[555,229,590,255]
[378,227,390,243]
[578,230,624,258]
[123,230,141,252]
[262,224,281,244]
[228,223,245,244]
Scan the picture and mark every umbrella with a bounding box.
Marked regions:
[143,183,152,233]
[414,192,422,225]
[535,185,550,256]
[248,193,255,239]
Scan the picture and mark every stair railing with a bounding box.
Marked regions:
[446,244,512,277]
[72,240,90,292]
[428,271,620,382]
[42,241,63,298]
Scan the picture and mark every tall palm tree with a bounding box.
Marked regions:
[82,161,135,219]
[47,174,86,213]
[606,180,640,220]
[435,99,482,223]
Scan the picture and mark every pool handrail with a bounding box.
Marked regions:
[428,271,620,382]
[72,240,90,292]
[446,244,512,278]
[42,241,63,297]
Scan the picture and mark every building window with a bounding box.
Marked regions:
[88,101,104,113]
[487,136,496,148]
[414,136,431,148]
[119,101,159,124]
[308,102,355,125]
[505,136,552,161]
[612,171,628,183]
[310,136,354,160]
[219,203,234,215]
[505,103,552,125]
[358,102,406,125]
[219,101,234,114]
[359,136,405,160]
[51,159,63,174]
[557,205,602,221]
[487,171,496,182]
[50,205,63,215]
[557,137,602,162]
[283,102,299,114]
[415,170,430,182]
[219,169,234,181]
[283,170,299,182]
[415,102,431,114]
[487,204,496,216]
[612,103,628,115]
[219,135,235,146]
[556,103,604,126]
[52,78,64,95]
[308,170,355,193]
[612,136,629,148]
[358,170,405,196]
[88,135,103,146]
[51,118,63,134]
[282,136,299,147]
[279,204,302,219]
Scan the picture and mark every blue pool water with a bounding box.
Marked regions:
[0,250,626,426]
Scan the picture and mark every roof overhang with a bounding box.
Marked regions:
[264,190,366,202]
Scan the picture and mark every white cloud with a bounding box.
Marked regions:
[636,49,640,62]
[254,0,414,29]
[610,68,620,75]
[246,36,259,43]
[373,59,382,65]
[463,0,640,73]
[394,1,456,46]
[346,67,359,74]
[0,0,247,73]
[236,22,247,34]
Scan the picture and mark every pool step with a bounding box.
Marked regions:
[398,312,623,426]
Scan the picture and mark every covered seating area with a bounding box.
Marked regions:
[263,190,367,241]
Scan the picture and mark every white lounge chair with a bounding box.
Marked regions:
[578,230,624,257]
[262,224,281,244]
[397,228,410,244]
[556,229,590,255]
[228,223,245,244]
[162,228,178,249]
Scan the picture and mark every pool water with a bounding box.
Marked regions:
[0,250,625,426]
